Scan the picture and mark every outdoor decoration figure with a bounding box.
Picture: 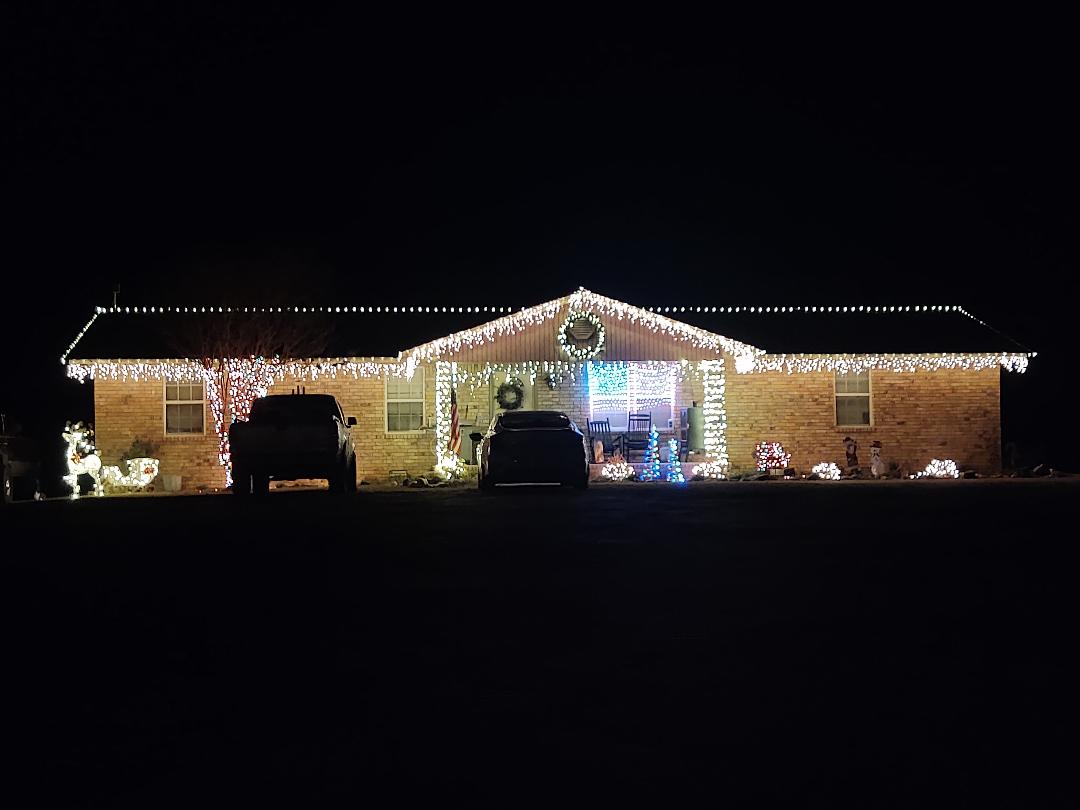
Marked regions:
[592,437,605,464]
[494,379,525,410]
[63,421,103,498]
[842,436,860,471]
[102,458,161,491]
[754,441,790,472]
[666,438,685,483]
[870,440,885,478]
[640,425,662,481]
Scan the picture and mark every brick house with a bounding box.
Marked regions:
[63,289,1032,488]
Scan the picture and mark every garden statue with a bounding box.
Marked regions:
[870,440,885,478]
[842,435,860,471]
[592,437,605,464]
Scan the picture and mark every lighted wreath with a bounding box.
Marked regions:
[557,310,606,360]
[495,379,525,410]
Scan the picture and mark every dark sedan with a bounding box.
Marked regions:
[470,410,590,491]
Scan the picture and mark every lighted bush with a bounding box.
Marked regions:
[754,441,791,471]
[811,462,841,480]
[912,459,960,479]
[602,461,635,480]
[691,460,728,480]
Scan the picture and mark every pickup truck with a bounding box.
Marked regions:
[229,394,358,495]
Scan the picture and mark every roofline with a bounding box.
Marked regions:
[65,356,401,364]
[60,297,1034,365]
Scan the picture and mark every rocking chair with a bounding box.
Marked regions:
[622,413,653,462]
[587,419,622,463]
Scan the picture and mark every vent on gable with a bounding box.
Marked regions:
[569,317,596,341]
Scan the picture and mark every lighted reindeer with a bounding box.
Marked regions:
[62,421,103,497]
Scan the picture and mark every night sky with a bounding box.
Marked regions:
[4,11,1077,469]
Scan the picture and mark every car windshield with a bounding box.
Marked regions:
[250,396,339,422]
[498,411,570,430]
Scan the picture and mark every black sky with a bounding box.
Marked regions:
[3,10,1077,465]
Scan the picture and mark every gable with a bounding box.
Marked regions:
[400,289,761,364]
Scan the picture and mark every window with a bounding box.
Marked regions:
[165,382,205,434]
[587,364,676,430]
[835,371,871,426]
[386,369,425,432]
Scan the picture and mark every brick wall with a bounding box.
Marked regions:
[266,370,435,484]
[94,378,223,490]
[725,366,1001,474]
[92,368,438,490]
[89,360,1003,489]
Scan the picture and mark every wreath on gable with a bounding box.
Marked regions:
[557,310,606,360]
[495,379,525,410]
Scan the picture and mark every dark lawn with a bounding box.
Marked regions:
[4,481,1076,807]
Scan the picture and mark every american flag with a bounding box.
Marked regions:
[449,387,461,455]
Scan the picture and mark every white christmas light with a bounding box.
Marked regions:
[62,421,103,498]
[64,299,1031,379]
[733,354,756,374]
[433,361,457,476]
[691,460,728,480]
[744,353,1031,374]
[59,311,100,364]
[601,461,635,480]
[912,458,961,479]
[754,441,790,471]
[101,458,160,489]
[586,362,678,423]
[557,310,607,360]
[66,358,407,384]
[698,359,729,477]
[402,289,762,364]
[812,462,842,480]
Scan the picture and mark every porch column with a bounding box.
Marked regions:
[433,361,457,472]
[699,358,729,475]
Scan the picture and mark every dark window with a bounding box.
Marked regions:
[835,372,871,426]
[165,383,205,434]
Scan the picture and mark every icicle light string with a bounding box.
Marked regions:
[747,352,1031,375]
[66,348,1031,386]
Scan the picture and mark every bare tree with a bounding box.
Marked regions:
[166,309,335,483]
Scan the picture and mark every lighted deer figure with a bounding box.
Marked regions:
[62,421,103,498]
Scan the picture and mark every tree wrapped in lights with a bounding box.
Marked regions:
[166,309,331,486]
[812,462,842,480]
[666,438,685,483]
[913,459,960,479]
[640,425,662,481]
[754,441,791,472]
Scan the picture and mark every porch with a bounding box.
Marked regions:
[441,359,727,470]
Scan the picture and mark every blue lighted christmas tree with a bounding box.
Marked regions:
[640,425,661,481]
[666,438,685,483]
